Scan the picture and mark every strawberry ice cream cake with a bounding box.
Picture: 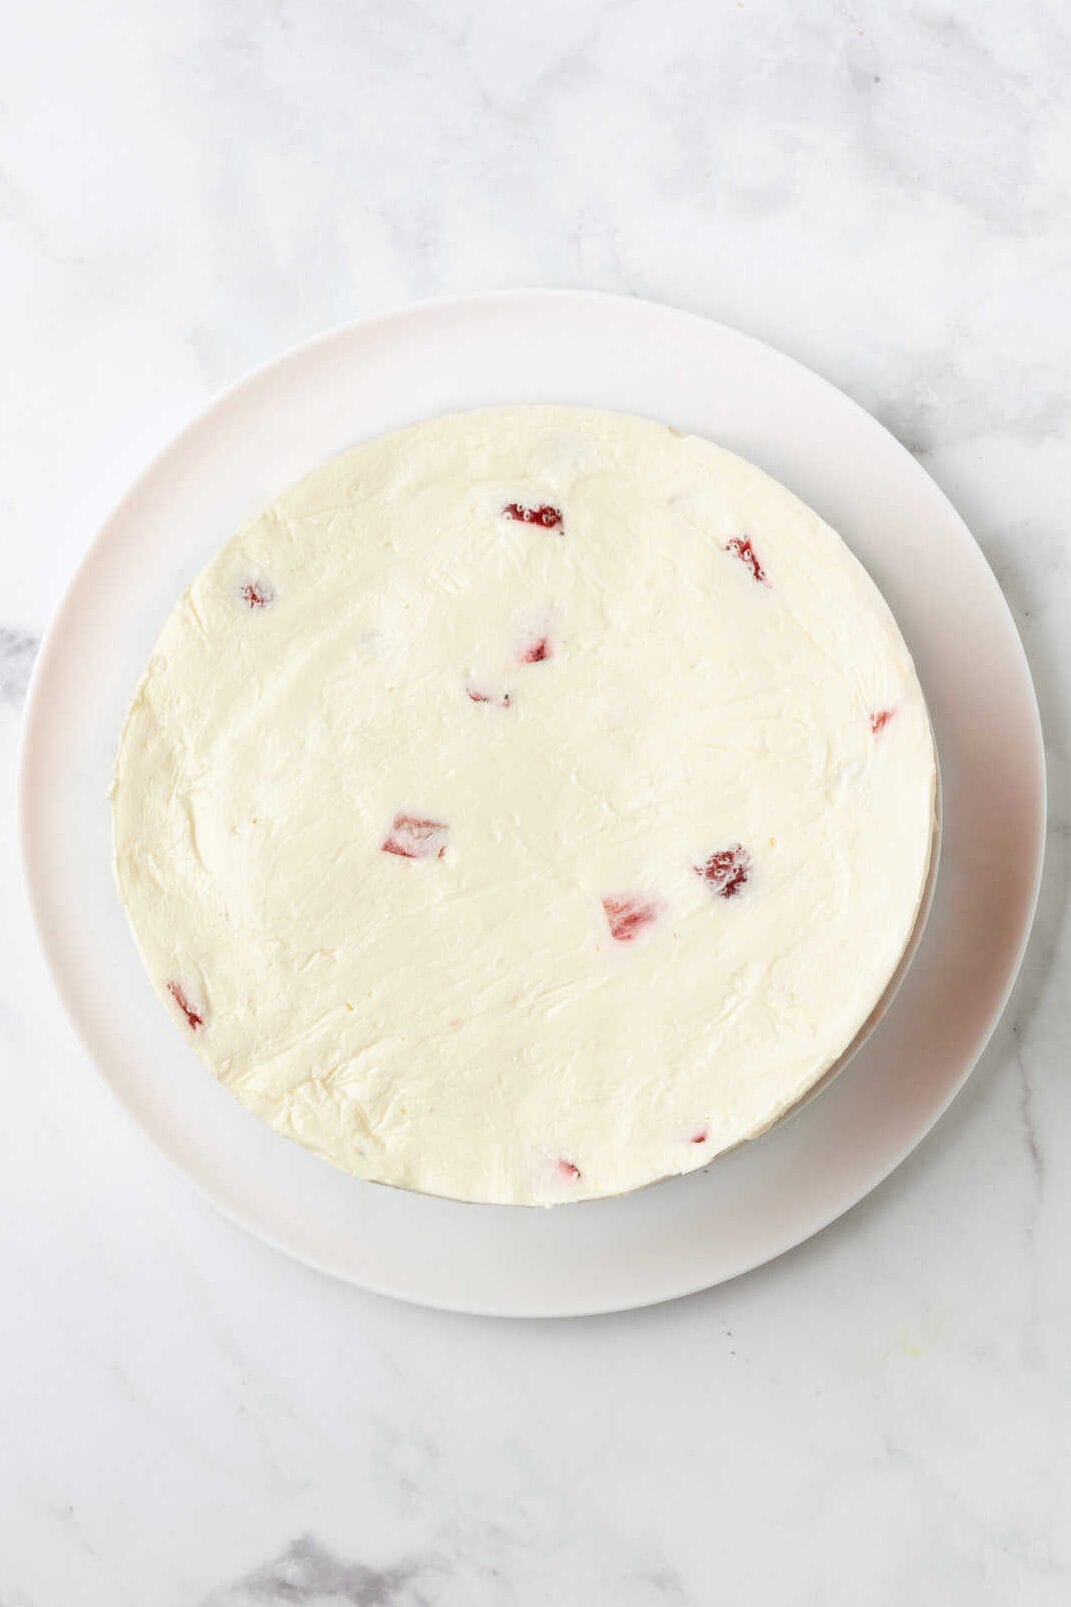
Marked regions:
[111,406,936,1205]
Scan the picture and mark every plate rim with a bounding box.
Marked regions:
[17,288,1047,1316]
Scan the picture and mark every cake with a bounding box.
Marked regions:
[112,406,936,1204]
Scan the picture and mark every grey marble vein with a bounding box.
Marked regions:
[203,1538,427,1607]
[0,627,38,705]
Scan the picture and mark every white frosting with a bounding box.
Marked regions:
[112,407,936,1205]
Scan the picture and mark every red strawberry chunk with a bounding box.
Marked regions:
[602,895,663,942]
[724,537,766,584]
[869,708,895,734]
[382,814,450,860]
[691,1128,710,1145]
[467,686,513,709]
[556,1158,582,1182]
[168,980,204,1030]
[517,635,552,666]
[695,844,751,899]
[240,579,274,609]
[503,502,563,530]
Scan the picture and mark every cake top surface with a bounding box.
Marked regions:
[112,406,936,1204]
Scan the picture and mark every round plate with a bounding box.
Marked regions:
[19,291,1045,1316]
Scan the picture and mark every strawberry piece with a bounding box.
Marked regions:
[503,503,563,530]
[869,708,895,734]
[691,1128,710,1145]
[466,686,513,709]
[517,635,552,666]
[382,814,450,860]
[695,844,751,899]
[556,1158,582,1182]
[724,537,766,584]
[168,980,204,1030]
[240,579,274,609]
[602,895,663,942]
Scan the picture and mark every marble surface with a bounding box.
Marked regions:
[2,0,1069,1601]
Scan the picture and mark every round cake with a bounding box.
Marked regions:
[112,406,936,1205]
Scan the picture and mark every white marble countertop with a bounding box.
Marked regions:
[2,1,1068,1602]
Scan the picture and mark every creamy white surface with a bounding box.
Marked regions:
[112,406,935,1204]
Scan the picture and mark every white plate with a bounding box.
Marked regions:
[19,291,1045,1317]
